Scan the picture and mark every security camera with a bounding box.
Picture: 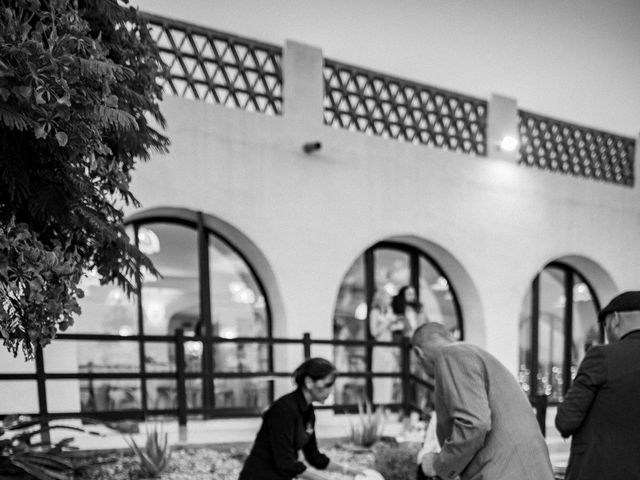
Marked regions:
[302,141,322,154]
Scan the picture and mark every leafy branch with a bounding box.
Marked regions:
[0,0,169,359]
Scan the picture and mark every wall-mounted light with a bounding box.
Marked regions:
[302,141,322,154]
[498,135,519,152]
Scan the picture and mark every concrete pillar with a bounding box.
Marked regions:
[487,93,519,162]
[282,40,324,147]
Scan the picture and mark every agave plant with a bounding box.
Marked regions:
[348,397,387,448]
[125,424,172,478]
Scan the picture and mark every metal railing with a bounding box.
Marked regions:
[0,331,433,429]
[1,330,551,437]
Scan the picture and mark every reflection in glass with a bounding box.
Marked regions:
[518,288,532,396]
[17,215,274,418]
[141,223,200,337]
[334,376,365,406]
[145,342,177,373]
[145,378,202,410]
[146,379,177,410]
[80,345,138,373]
[140,222,201,416]
[334,244,462,408]
[75,227,138,336]
[80,379,141,412]
[71,341,140,373]
[209,236,269,371]
[538,267,566,399]
[213,378,270,408]
[519,265,599,402]
[74,281,137,335]
[333,256,366,386]
[419,258,460,339]
[374,249,410,294]
[375,249,412,342]
[369,286,400,404]
[571,280,598,366]
[208,236,270,410]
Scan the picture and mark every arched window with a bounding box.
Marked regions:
[519,262,600,403]
[61,213,272,416]
[333,241,462,407]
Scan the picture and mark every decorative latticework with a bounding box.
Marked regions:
[518,111,635,186]
[144,14,283,115]
[323,60,487,155]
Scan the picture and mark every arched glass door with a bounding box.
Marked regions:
[333,241,462,408]
[136,219,272,414]
[519,262,600,403]
[54,212,273,418]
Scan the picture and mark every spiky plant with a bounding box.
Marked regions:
[348,397,387,448]
[126,424,172,478]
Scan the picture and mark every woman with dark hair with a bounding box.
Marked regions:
[391,285,426,339]
[238,357,365,480]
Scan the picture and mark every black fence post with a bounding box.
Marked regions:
[175,329,187,429]
[535,394,548,437]
[400,336,411,416]
[303,333,311,360]
[34,344,50,445]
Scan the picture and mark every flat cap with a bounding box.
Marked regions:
[598,291,640,323]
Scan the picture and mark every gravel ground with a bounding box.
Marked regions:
[79,441,377,480]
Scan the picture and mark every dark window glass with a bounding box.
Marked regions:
[333,243,462,407]
[78,379,141,412]
[519,263,599,402]
[208,235,270,410]
[31,215,273,418]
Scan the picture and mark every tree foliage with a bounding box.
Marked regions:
[0,0,169,359]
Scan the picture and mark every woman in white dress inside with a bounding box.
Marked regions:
[369,289,402,404]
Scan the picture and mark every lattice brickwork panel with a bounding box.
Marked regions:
[518,111,635,186]
[144,14,283,115]
[324,60,487,155]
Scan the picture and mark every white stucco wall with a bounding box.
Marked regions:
[126,41,640,375]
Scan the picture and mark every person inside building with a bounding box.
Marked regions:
[555,291,640,480]
[411,322,554,480]
[238,357,365,480]
[391,285,425,339]
[369,288,401,404]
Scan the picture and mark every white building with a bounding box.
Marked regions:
[1,0,639,457]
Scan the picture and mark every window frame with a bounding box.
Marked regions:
[525,261,601,404]
[130,213,274,415]
[333,240,464,406]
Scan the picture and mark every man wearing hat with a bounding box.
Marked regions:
[555,291,640,480]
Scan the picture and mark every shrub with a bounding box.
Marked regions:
[348,397,386,447]
[372,441,421,480]
[126,424,172,478]
[0,414,108,480]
